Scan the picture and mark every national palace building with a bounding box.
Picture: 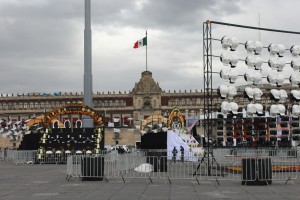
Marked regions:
[0,70,299,147]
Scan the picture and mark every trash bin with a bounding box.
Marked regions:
[242,158,272,185]
[81,156,104,181]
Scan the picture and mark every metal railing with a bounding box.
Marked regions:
[66,148,300,184]
[1,148,300,185]
[0,149,109,165]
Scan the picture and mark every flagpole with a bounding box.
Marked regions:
[146,31,148,71]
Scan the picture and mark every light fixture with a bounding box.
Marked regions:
[245,56,256,69]
[246,103,256,117]
[279,89,288,101]
[255,103,263,115]
[221,101,239,115]
[290,45,300,56]
[220,53,230,66]
[254,41,263,55]
[220,69,231,80]
[244,71,262,85]
[245,56,264,70]
[277,44,285,57]
[245,87,254,99]
[229,54,239,67]
[290,74,300,86]
[268,43,286,57]
[245,40,263,55]
[270,104,279,117]
[245,40,255,53]
[227,86,237,100]
[292,105,300,117]
[253,88,263,100]
[268,57,286,71]
[291,90,300,100]
[244,71,255,83]
[278,104,286,115]
[221,101,231,115]
[221,36,239,51]
[270,89,280,100]
[253,72,262,85]
[291,58,300,71]
[276,73,285,86]
[270,89,287,101]
[229,70,238,83]
[230,102,238,114]
[220,53,239,67]
[219,85,229,98]
[267,73,277,86]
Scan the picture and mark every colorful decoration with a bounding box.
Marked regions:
[43,103,103,126]
[168,107,185,130]
[94,127,103,154]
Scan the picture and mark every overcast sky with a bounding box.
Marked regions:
[1,0,300,94]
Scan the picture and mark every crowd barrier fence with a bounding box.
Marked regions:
[1,148,300,185]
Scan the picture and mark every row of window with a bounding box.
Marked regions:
[0,99,128,110]
[168,97,285,107]
[93,100,126,107]
[0,101,82,110]
[169,98,206,106]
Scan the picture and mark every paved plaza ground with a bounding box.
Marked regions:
[0,160,300,200]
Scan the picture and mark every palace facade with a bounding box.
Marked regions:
[0,71,207,127]
[0,70,298,147]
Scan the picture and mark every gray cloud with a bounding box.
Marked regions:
[0,0,267,95]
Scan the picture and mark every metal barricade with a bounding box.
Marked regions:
[5,150,37,165]
[2,148,299,185]
[0,150,5,161]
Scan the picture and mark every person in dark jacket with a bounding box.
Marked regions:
[180,146,184,162]
[172,147,178,163]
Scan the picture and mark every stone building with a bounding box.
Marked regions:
[0,71,205,146]
[0,70,298,147]
[0,71,205,126]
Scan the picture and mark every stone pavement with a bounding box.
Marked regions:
[0,161,300,200]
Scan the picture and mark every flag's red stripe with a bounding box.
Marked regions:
[133,41,139,48]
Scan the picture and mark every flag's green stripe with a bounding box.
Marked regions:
[143,37,147,46]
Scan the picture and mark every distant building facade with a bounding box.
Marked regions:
[0,71,298,147]
[0,71,206,128]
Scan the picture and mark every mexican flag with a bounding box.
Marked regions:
[133,37,147,48]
